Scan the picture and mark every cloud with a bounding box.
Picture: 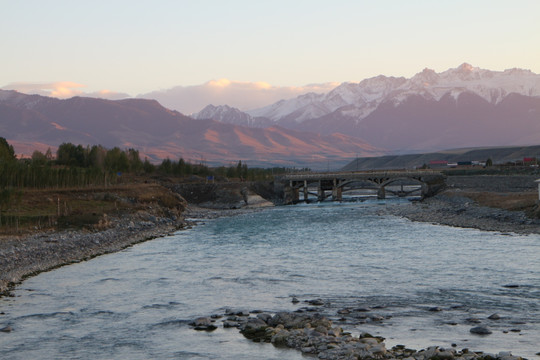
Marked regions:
[138,79,339,114]
[2,79,339,113]
[2,82,130,100]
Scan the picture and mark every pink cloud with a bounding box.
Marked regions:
[2,82,129,100]
[138,79,339,114]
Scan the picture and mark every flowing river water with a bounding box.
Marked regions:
[1,201,539,359]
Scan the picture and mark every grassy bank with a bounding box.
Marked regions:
[0,181,186,237]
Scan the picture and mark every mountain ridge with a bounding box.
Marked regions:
[192,64,540,152]
[0,90,382,167]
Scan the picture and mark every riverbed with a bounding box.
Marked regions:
[1,201,539,359]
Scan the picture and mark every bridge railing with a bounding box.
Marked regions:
[276,169,443,181]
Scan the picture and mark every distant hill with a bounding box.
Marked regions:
[0,90,382,167]
[341,145,540,171]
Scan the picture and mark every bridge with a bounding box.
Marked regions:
[275,170,446,204]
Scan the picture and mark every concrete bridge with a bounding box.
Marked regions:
[276,170,446,204]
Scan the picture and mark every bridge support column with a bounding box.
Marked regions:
[318,181,324,201]
[292,188,299,203]
[377,186,386,200]
[303,180,308,202]
[332,179,342,201]
[421,183,428,199]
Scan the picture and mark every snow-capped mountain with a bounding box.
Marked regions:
[246,63,540,126]
[193,104,271,127]
[0,90,382,166]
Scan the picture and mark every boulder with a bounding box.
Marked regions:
[470,326,492,335]
[0,325,12,333]
[239,317,270,341]
[189,317,217,331]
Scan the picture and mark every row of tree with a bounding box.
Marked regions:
[0,138,298,190]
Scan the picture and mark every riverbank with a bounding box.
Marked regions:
[0,212,185,296]
[384,175,540,235]
[0,181,276,295]
[0,182,188,295]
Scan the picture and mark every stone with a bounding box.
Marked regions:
[268,312,310,329]
[307,298,324,306]
[239,317,269,340]
[223,320,241,328]
[370,343,387,355]
[314,325,328,335]
[429,306,443,312]
[256,313,272,323]
[189,317,217,331]
[470,326,492,335]
[354,307,370,312]
[438,350,456,359]
[0,325,13,333]
[488,313,501,320]
[291,297,299,304]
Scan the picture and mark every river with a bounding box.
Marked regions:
[1,201,539,359]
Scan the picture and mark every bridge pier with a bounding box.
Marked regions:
[318,181,325,201]
[332,179,342,201]
[377,186,386,200]
[303,180,308,202]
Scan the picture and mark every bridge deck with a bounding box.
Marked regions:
[277,170,443,181]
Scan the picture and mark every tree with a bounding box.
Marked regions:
[143,158,155,173]
[57,143,85,167]
[159,158,173,174]
[486,158,493,167]
[0,137,16,163]
[31,150,48,166]
[88,145,107,169]
[127,149,143,173]
[105,147,129,172]
[0,187,13,226]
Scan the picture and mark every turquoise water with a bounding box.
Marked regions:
[1,201,539,359]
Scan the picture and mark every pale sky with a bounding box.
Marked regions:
[2,0,540,97]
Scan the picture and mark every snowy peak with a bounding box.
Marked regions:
[194,104,255,126]
[409,68,440,88]
[193,104,272,127]
[247,63,540,125]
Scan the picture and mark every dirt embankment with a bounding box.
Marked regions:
[0,182,187,294]
[386,175,540,234]
[171,181,278,209]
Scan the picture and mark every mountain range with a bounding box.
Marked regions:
[194,63,540,152]
[2,63,540,168]
[0,90,380,167]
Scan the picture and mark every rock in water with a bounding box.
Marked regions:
[189,317,217,331]
[470,326,492,335]
[0,325,13,333]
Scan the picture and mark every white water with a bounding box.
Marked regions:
[1,201,539,359]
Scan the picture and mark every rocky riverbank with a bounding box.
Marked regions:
[383,191,540,235]
[383,175,540,235]
[0,211,185,295]
[190,309,528,360]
